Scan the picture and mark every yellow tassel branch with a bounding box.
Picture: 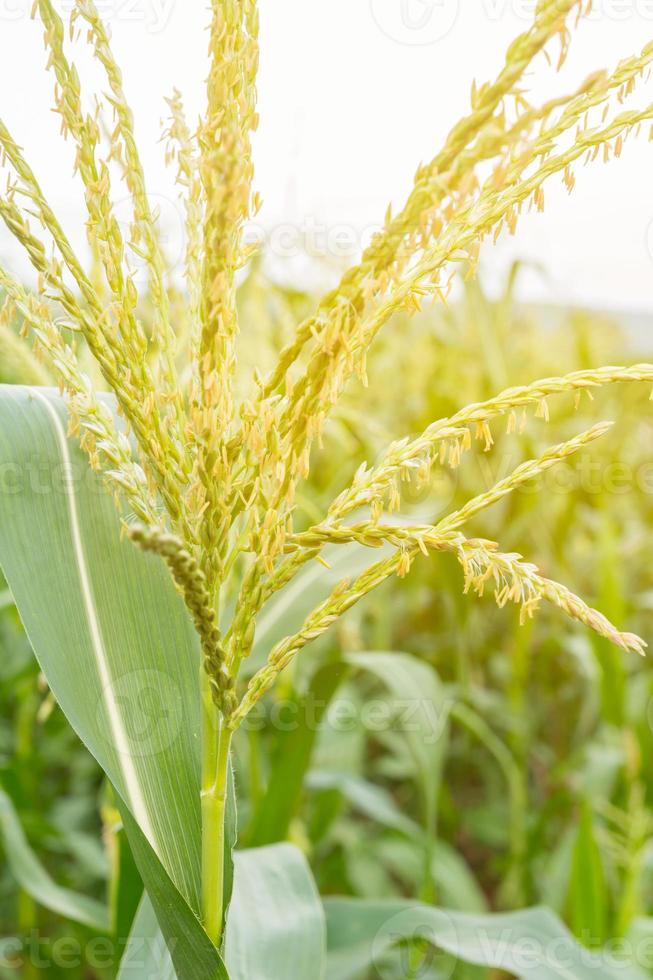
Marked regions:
[0,0,651,736]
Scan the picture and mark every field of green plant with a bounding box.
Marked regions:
[2,266,653,978]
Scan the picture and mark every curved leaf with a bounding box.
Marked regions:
[307,772,486,912]
[569,801,606,944]
[225,844,326,980]
[345,652,451,825]
[117,895,176,980]
[0,386,202,909]
[324,899,647,980]
[121,807,229,980]
[248,659,346,845]
[0,782,109,932]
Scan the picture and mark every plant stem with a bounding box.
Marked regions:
[201,669,232,948]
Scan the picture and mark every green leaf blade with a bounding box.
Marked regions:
[225,844,326,980]
[0,386,203,909]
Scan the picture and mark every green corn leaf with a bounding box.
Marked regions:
[306,770,421,837]
[345,652,450,829]
[0,386,203,908]
[307,771,486,913]
[248,659,346,845]
[222,761,238,928]
[568,801,607,946]
[120,807,229,980]
[324,899,647,980]
[625,919,653,976]
[225,844,326,980]
[116,842,325,980]
[590,518,627,726]
[425,842,488,915]
[109,815,145,949]
[0,781,109,933]
[0,588,13,611]
[345,651,450,899]
[117,895,176,980]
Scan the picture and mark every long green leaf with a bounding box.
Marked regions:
[222,761,238,929]
[225,844,326,980]
[116,840,326,980]
[0,782,109,932]
[121,806,229,980]
[307,770,421,837]
[116,769,236,977]
[324,899,647,980]
[345,651,450,899]
[568,801,607,945]
[110,813,144,948]
[116,841,324,980]
[345,652,450,828]
[0,386,203,910]
[307,772,486,911]
[248,659,346,845]
[117,895,176,980]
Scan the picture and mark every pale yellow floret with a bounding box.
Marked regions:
[194,0,260,596]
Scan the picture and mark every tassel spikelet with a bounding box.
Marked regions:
[129,526,237,715]
[258,0,586,403]
[1,0,652,730]
[0,265,158,523]
[195,0,260,596]
[328,365,653,520]
[71,0,181,410]
[295,422,613,551]
[231,528,646,730]
[163,90,204,362]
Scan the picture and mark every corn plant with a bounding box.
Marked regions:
[1,1,653,976]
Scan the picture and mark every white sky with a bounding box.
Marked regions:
[1,1,653,311]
